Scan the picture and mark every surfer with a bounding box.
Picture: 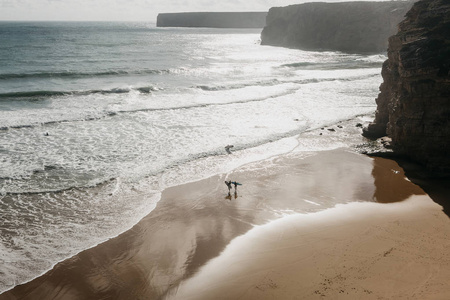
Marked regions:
[225,145,234,154]
[231,181,241,191]
[225,180,232,195]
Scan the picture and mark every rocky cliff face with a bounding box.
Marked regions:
[261,1,414,53]
[363,0,450,174]
[157,12,267,28]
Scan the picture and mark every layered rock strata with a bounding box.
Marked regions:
[261,1,414,53]
[363,0,450,174]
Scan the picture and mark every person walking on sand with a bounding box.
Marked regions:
[231,181,241,191]
[225,180,232,195]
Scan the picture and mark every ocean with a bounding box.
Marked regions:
[0,22,384,292]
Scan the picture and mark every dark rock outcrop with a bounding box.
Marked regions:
[156,12,267,28]
[261,1,414,53]
[363,0,450,174]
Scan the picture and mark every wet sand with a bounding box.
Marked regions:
[1,149,449,300]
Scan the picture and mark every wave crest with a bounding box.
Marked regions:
[0,86,160,100]
[0,69,171,80]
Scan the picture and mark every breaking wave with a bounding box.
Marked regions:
[0,69,171,80]
[0,86,160,100]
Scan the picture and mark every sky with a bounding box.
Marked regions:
[0,0,393,22]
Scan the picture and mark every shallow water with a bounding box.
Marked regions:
[0,22,383,292]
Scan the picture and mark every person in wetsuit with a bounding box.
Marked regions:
[225,180,232,195]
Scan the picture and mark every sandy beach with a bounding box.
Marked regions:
[173,196,450,300]
[1,147,449,300]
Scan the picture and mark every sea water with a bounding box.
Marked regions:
[0,22,384,292]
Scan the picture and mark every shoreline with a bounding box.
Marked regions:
[2,141,449,299]
[1,116,449,299]
[0,115,366,295]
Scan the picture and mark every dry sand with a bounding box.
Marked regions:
[172,196,450,300]
[1,149,449,300]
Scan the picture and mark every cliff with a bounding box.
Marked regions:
[363,0,450,174]
[261,1,414,53]
[156,12,267,28]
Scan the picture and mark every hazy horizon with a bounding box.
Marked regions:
[0,0,396,22]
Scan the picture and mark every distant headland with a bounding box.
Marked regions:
[261,1,415,53]
[156,12,267,28]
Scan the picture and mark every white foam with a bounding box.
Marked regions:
[0,28,384,294]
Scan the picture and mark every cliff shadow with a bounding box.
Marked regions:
[399,158,450,218]
[371,156,425,204]
[373,156,450,218]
